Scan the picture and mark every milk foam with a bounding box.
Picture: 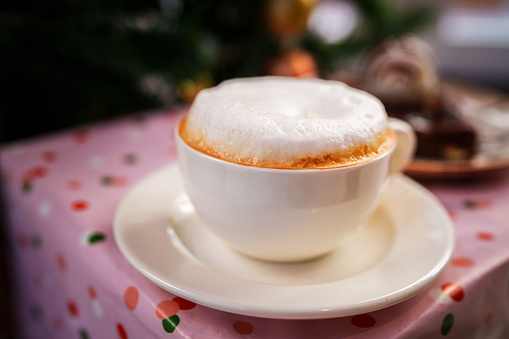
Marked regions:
[180,77,391,168]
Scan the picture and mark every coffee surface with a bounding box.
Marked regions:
[180,77,393,169]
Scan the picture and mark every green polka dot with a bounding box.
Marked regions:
[124,154,137,165]
[31,234,43,249]
[88,232,106,244]
[162,315,180,333]
[79,329,89,339]
[463,200,476,209]
[81,231,107,247]
[28,304,43,321]
[441,313,454,335]
[101,176,113,186]
[22,181,32,193]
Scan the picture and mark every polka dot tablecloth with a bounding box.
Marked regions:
[1,109,509,338]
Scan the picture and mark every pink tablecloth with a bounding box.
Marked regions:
[1,109,509,339]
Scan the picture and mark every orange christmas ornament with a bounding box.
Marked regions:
[265,49,318,78]
[265,0,317,37]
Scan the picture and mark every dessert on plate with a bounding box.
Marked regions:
[355,36,479,161]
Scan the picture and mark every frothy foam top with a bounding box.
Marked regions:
[180,77,391,169]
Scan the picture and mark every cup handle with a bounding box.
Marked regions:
[388,118,417,175]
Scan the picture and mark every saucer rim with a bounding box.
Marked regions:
[114,164,455,319]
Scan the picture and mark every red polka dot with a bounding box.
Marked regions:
[117,323,128,339]
[124,286,139,311]
[67,180,82,190]
[441,283,464,302]
[476,232,494,241]
[233,321,254,335]
[16,233,31,250]
[23,166,48,181]
[351,314,376,328]
[73,130,89,144]
[114,177,127,186]
[51,316,64,332]
[72,200,89,211]
[88,286,97,299]
[451,257,475,267]
[484,312,493,326]
[67,300,79,318]
[32,166,47,178]
[447,210,457,220]
[476,199,492,208]
[173,297,196,311]
[155,300,180,320]
[56,253,67,272]
[42,151,57,163]
[33,273,44,288]
[164,109,176,117]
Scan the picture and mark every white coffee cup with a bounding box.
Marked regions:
[175,117,415,262]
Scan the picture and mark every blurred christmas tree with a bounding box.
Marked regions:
[0,0,434,142]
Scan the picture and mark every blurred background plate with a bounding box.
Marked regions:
[405,81,509,179]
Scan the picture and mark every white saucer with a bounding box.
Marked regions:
[114,164,454,319]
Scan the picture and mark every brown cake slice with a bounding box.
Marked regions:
[384,93,477,160]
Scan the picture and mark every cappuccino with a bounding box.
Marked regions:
[179,76,394,169]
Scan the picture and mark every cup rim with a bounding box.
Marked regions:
[175,117,396,173]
